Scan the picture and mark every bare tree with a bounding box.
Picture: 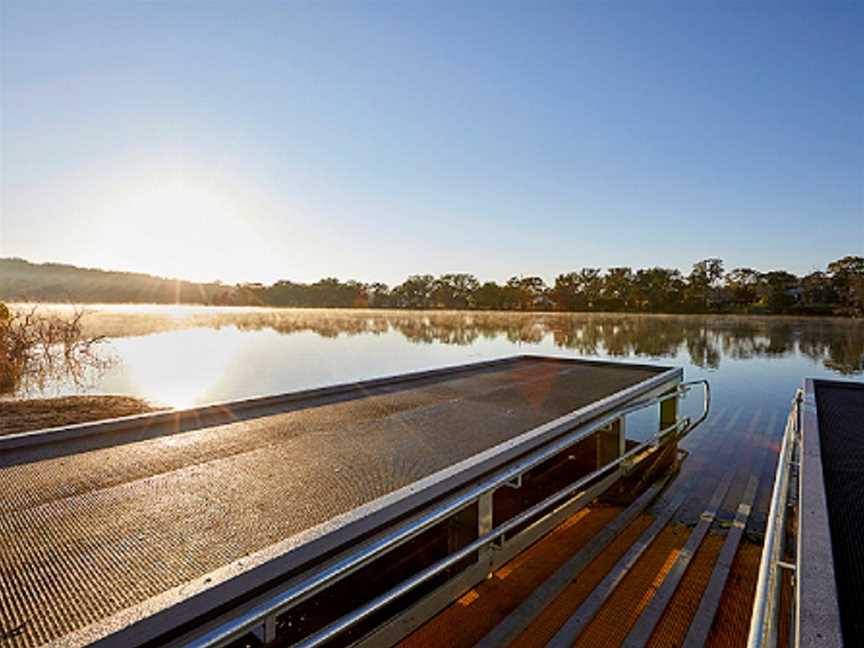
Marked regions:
[0,303,112,395]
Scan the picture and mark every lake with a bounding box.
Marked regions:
[17,305,858,406]
[8,304,864,528]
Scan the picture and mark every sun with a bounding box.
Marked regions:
[98,170,270,283]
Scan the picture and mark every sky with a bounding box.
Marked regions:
[1,1,862,286]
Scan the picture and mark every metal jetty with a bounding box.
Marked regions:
[748,379,864,648]
[0,355,709,648]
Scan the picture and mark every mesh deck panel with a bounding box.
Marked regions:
[814,380,864,647]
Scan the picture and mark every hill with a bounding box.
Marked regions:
[0,258,260,305]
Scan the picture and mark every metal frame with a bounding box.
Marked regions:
[174,379,709,648]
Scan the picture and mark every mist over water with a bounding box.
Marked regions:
[11,305,859,406]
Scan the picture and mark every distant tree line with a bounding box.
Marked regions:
[245,256,864,317]
[1,256,862,316]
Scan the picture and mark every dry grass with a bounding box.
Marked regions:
[0,395,163,436]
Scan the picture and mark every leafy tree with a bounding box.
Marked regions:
[433,274,480,309]
[367,283,390,308]
[687,258,724,311]
[392,275,436,309]
[757,271,799,313]
[576,268,603,309]
[725,268,761,308]
[799,272,837,311]
[633,268,685,312]
[473,282,506,310]
[551,272,586,311]
[601,267,634,311]
[827,256,864,316]
[505,276,548,310]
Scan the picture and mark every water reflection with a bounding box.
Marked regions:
[68,308,862,375]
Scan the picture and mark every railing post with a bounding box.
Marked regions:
[477,492,495,573]
[264,616,277,644]
[655,389,680,473]
[660,390,678,434]
[251,617,277,645]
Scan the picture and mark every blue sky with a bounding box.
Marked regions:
[1,1,862,285]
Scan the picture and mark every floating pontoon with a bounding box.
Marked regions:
[749,378,864,648]
[0,356,709,648]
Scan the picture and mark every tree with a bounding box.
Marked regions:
[576,268,603,310]
[391,275,436,308]
[0,304,10,391]
[827,256,864,316]
[473,282,506,310]
[505,276,548,310]
[633,268,685,312]
[601,267,634,311]
[687,258,724,311]
[849,275,864,317]
[367,283,390,308]
[725,268,761,309]
[757,271,799,313]
[0,304,110,394]
[551,272,585,311]
[433,274,480,309]
[799,272,836,312]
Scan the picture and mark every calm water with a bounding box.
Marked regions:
[16,305,862,410]
[10,304,864,529]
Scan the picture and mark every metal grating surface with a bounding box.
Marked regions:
[0,358,663,647]
[814,380,864,647]
[397,506,622,648]
[647,532,724,648]
[706,540,761,648]
[572,523,688,648]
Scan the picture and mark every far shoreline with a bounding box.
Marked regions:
[4,302,859,320]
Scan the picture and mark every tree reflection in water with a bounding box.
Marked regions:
[69,308,863,376]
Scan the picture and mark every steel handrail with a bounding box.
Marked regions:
[182,381,709,648]
[747,389,803,648]
[294,423,687,648]
[680,379,711,432]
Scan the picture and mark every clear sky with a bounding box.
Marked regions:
[1,1,862,285]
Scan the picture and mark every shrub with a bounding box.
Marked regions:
[0,303,110,395]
